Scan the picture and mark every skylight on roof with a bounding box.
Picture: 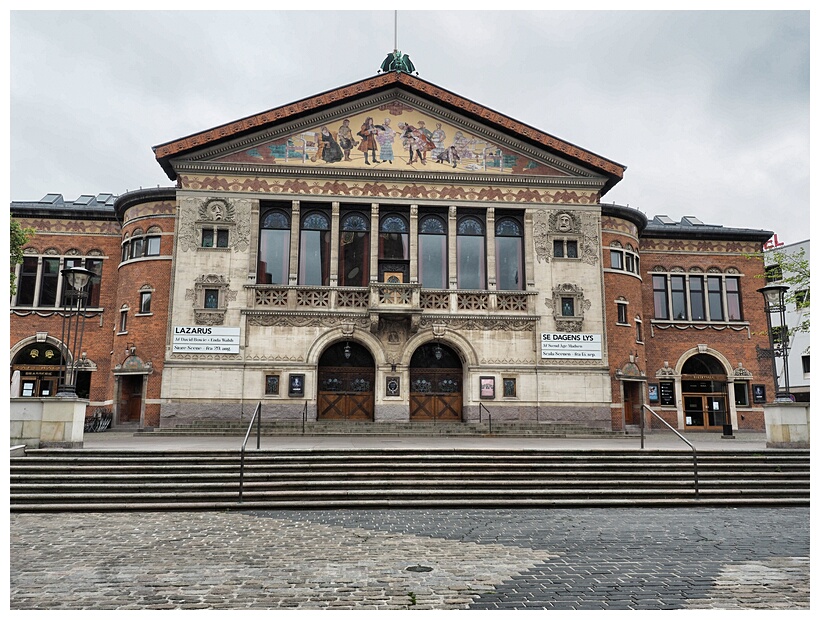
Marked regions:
[655,215,675,225]
[74,196,94,205]
[40,194,62,204]
[683,216,705,225]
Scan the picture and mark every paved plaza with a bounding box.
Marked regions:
[10,506,809,611]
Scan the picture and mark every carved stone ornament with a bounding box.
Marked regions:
[199,198,235,222]
[733,363,753,378]
[546,282,592,332]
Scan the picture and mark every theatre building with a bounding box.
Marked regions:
[9,65,776,434]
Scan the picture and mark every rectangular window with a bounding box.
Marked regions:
[139,291,152,314]
[689,276,705,320]
[625,253,634,273]
[726,277,742,320]
[707,276,724,321]
[617,303,628,324]
[635,319,643,343]
[610,249,623,270]
[131,237,144,258]
[204,289,219,309]
[60,257,82,305]
[553,239,564,258]
[202,229,214,248]
[38,257,60,307]
[16,257,38,306]
[802,355,810,376]
[122,242,130,262]
[653,275,669,320]
[734,381,749,407]
[561,297,575,317]
[671,275,687,320]
[146,236,161,256]
[216,229,229,248]
[85,258,103,308]
[119,309,128,333]
[566,240,578,258]
[765,264,783,282]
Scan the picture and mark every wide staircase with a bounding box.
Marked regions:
[10,448,810,512]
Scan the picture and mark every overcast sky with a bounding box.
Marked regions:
[9,9,810,245]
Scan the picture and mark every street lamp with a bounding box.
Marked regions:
[56,266,96,398]
[757,282,791,402]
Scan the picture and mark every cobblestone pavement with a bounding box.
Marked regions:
[10,508,809,610]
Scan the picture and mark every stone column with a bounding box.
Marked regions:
[486,207,496,290]
[448,206,458,289]
[288,200,300,285]
[370,203,379,282]
[409,205,419,283]
[329,202,340,286]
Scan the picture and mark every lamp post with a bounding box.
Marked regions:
[56,266,95,398]
[757,282,791,402]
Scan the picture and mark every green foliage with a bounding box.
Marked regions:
[769,247,810,335]
[10,219,34,295]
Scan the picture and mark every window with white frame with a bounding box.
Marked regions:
[616,300,629,325]
[13,253,103,309]
[652,270,744,322]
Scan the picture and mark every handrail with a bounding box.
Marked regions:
[302,402,308,435]
[238,401,262,503]
[642,404,699,497]
[478,403,492,434]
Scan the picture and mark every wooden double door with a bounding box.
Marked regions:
[317,366,375,421]
[409,368,462,421]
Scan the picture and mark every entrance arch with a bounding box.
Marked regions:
[317,341,375,421]
[680,353,729,429]
[11,341,65,398]
[409,342,463,422]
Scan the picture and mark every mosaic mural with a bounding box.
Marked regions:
[215,103,568,177]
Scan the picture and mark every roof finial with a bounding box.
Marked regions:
[378,11,417,75]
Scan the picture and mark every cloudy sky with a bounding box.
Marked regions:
[9,9,810,245]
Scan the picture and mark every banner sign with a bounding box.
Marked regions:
[540,332,602,359]
[172,326,240,354]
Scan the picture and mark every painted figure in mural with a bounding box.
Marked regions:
[337,119,358,162]
[374,118,395,163]
[314,126,343,163]
[397,122,435,165]
[357,117,379,165]
[452,131,476,161]
[430,122,446,160]
[379,50,416,74]
[434,145,461,168]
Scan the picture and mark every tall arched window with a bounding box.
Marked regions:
[379,214,409,283]
[495,217,523,290]
[339,212,370,287]
[456,216,485,289]
[419,215,447,289]
[258,209,290,284]
[299,211,330,285]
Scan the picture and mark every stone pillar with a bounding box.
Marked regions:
[329,202,340,286]
[370,203,379,282]
[288,200,300,285]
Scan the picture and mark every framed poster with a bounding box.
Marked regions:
[752,384,766,404]
[659,381,675,406]
[648,383,659,403]
[480,376,495,399]
[289,373,305,397]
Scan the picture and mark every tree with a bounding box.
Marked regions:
[10,219,34,296]
[767,247,810,335]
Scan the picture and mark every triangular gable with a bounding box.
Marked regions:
[209,101,572,177]
[153,72,625,192]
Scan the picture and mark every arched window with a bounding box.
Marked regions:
[495,217,523,291]
[379,215,408,260]
[419,215,447,289]
[339,212,370,287]
[258,209,290,284]
[456,216,485,289]
[299,211,330,285]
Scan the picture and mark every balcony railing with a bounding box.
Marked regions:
[247,284,536,315]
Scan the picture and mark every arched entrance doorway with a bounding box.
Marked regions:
[317,341,375,421]
[681,353,728,430]
[11,341,91,398]
[409,342,463,422]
